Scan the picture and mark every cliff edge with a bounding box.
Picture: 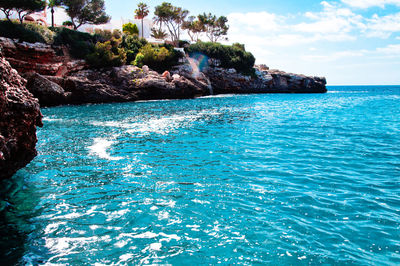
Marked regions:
[0,45,42,180]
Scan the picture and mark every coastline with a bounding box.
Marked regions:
[0,37,327,108]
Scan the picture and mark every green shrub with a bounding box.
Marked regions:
[185,41,255,75]
[53,28,96,59]
[121,34,148,64]
[94,29,122,43]
[122,23,139,35]
[62,21,74,26]
[86,38,127,68]
[0,21,51,44]
[23,23,55,44]
[133,43,183,71]
[133,52,145,67]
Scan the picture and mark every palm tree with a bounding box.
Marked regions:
[135,2,149,39]
[48,0,63,28]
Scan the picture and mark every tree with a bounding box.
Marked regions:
[151,28,167,39]
[0,0,46,24]
[63,0,110,30]
[134,2,149,39]
[154,2,188,46]
[0,0,15,22]
[198,13,229,43]
[48,0,64,28]
[122,22,139,35]
[182,15,205,43]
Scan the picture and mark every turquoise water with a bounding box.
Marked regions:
[1,86,400,265]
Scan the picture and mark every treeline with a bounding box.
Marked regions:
[0,1,229,46]
[0,0,109,29]
[151,2,229,46]
[0,1,255,74]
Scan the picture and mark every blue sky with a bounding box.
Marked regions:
[11,1,400,84]
[106,0,400,85]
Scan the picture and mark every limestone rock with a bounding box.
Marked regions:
[25,73,70,107]
[0,37,86,76]
[0,45,42,180]
[162,71,172,82]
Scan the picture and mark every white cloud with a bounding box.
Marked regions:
[228,11,282,33]
[301,50,367,62]
[293,2,365,35]
[301,44,400,63]
[376,44,400,54]
[365,12,400,38]
[341,0,400,9]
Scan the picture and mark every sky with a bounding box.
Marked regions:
[9,0,400,85]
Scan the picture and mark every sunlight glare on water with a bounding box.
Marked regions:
[1,86,400,265]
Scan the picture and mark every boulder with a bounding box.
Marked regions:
[25,73,71,107]
[0,45,42,180]
[162,71,172,82]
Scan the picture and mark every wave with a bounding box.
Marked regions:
[87,138,123,161]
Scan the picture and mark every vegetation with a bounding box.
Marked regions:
[198,13,229,43]
[62,20,74,26]
[63,0,110,30]
[154,2,188,46]
[151,28,168,39]
[122,22,139,35]
[133,43,183,71]
[94,28,122,42]
[186,42,255,74]
[0,2,257,75]
[182,16,205,43]
[0,20,54,43]
[0,0,46,23]
[134,2,149,39]
[86,38,126,68]
[53,27,97,58]
[121,34,148,64]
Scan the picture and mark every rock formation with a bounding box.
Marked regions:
[0,37,86,76]
[23,65,211,106]
[173,64,327,94]
[0,45,42,180]
[0,37,326,108]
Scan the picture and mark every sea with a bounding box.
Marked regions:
[1,85,399,265]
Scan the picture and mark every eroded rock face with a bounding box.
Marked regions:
[0,37,86,76]
[0,46,42,180]
[26,65,211,106]
[173,64,327,94]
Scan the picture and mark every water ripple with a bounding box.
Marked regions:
[1,86,400,265]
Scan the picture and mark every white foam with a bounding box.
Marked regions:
[42,117,64,122]
[90,111,220,136]
[149,242,162,251]
[88,138,123,161]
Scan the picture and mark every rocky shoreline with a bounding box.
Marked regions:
[1,37,326,107]
[0,37,326,178]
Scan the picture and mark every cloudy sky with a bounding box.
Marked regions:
[33,0,400,84]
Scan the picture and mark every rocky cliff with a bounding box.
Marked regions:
[0,37,86,76]
[0,45,42,180]
[0,37,326,107]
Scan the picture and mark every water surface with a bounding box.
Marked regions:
[1,86,400,265]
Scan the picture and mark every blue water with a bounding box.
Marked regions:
[1,86,400,265]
